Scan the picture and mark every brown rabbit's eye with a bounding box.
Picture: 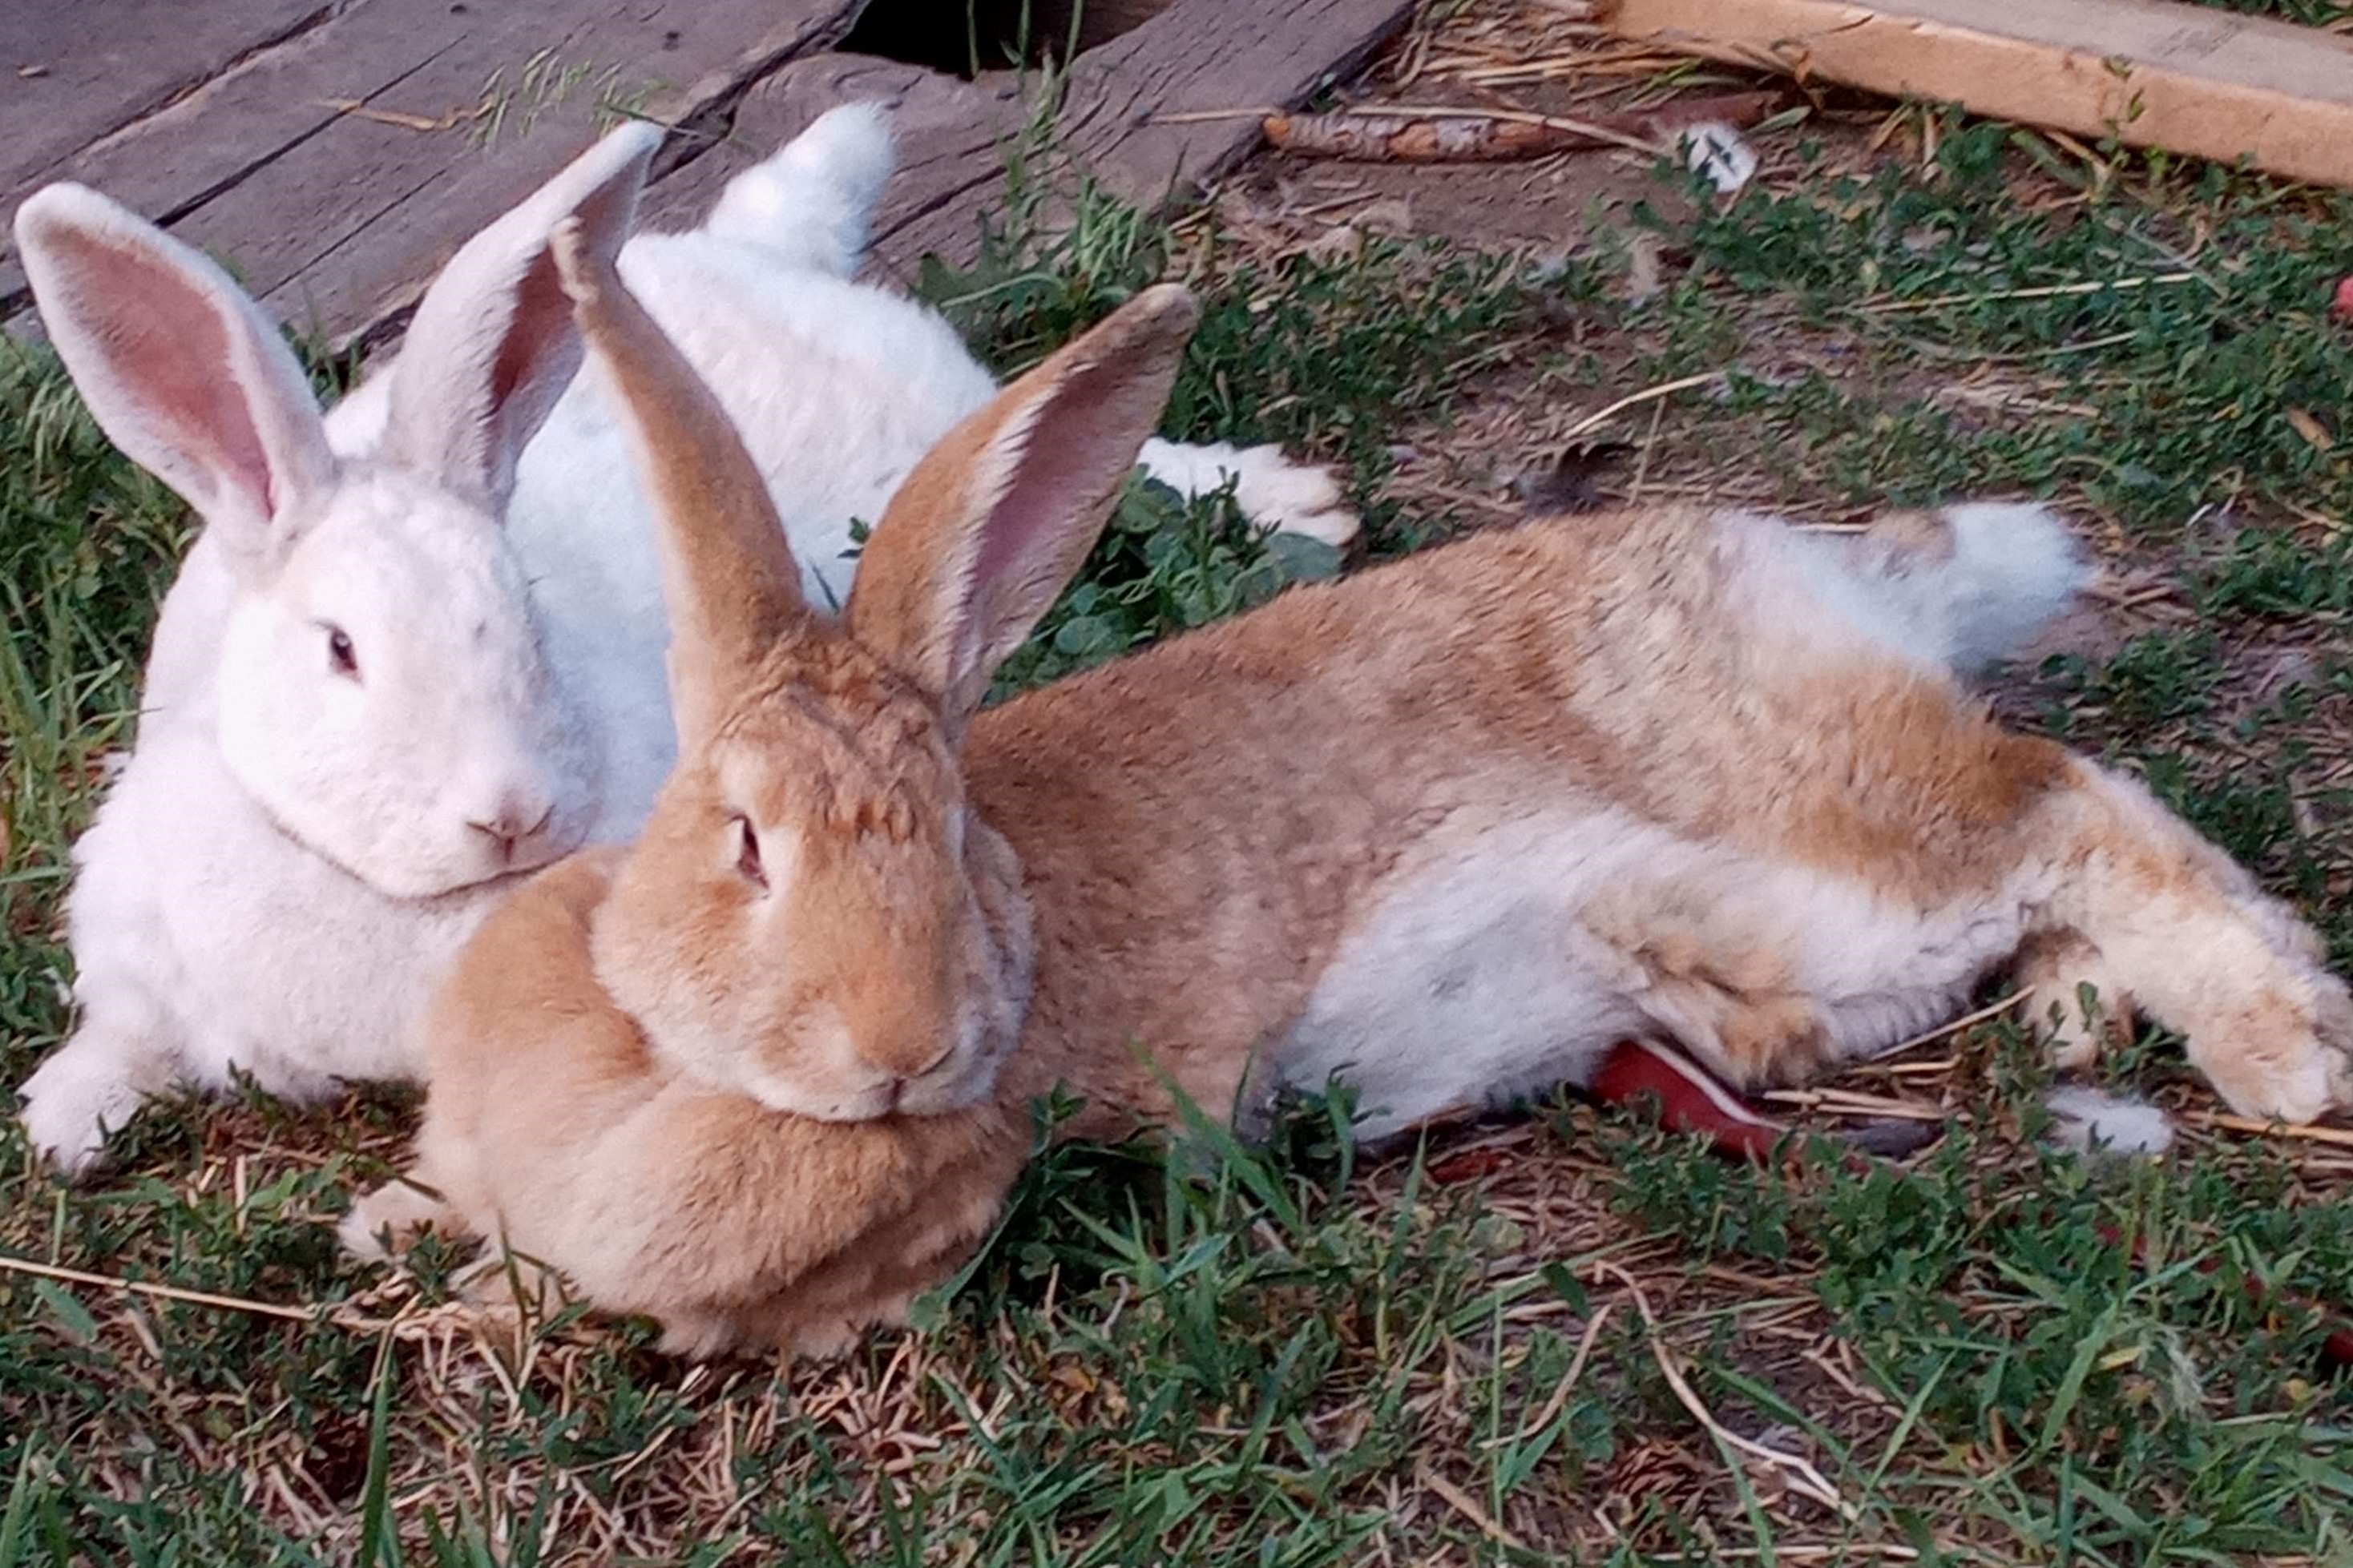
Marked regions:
[325,625,359,680]
[733,816,767,889]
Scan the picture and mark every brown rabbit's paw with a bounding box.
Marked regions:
[2013,932,2134,1071]
[654,1310,750,1361]
[2189,980,2351,1126]
[339,1177,468,1262]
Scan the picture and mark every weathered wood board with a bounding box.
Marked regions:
[2,0,871,344]
[4,0,331,200]
[3,0,1413,350]
[1601,0,2353,191]
[645,0,1421,278]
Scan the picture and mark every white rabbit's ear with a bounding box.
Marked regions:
[14,185,337,582]
[551,216,807,746]
[382,121,662,509]
[846,284,1200,730]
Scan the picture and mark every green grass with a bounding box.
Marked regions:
[6,49,2353,1568]
[2193,0,2351,23]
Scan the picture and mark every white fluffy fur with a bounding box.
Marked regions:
[1726,502,2091,676]
[2043,1085,2176,1156]
[14,103,1358,1175]
[1133,437,1360,547]
[1282,805,2044,1139]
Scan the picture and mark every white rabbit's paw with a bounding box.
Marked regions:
[15,1034,169,1179]
[1222,445,1362,548]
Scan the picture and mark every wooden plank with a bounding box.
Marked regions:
[6,0,1404,346]
[2,0,869,342]
[245,0,873,350]
[881,0,1419,266]
[1600,0,2353,191]
[645,0,1418,279]
[1053,0,1418,211]
[2,0,490,311]
[2,0,331,196]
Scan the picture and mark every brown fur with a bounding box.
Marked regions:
[964,506,2072,1114]
[394,849,1022,1356]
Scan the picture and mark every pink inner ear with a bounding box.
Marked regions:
[970,369,1131,615]
[489,244,577,432]
[75,234,276,516]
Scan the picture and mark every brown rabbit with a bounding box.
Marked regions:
[348,220,2351,1357]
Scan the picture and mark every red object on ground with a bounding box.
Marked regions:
[1586,1038,1929,1170]
[1588,1038,1793,1162]
[2335,275,2353,324]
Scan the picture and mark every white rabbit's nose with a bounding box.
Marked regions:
[467,793,556,863]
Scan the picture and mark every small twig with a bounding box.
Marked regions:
[2182,1113,2353,1151]
[1638,1548,1921,1563]
[1148,105,1287,124]
[1879,992,2028,1057]
[1854,272,2197,315]
[1327,102,1666,155]
[1625,394,1669,502]
[1479,1303,1615,1450]
[1156,103,1667,158]
[0,1251,325,1324]
[1601,1264,1860,1522]
[315,97,486,134]
[1558,371,1725,443]
[1415,1461,1528,1550]
[1760,1088,1949,1123]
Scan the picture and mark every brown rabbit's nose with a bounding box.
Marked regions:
[468,796,556,863]
[870,1034,956,1085]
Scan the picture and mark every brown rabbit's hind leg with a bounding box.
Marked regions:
[1581,865,2006,1095]
[1620,934,1836,1091]
[2029,762,2353,1123]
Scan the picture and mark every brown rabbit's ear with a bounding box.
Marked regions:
[551,218,808,744]
[846,284,1201,731]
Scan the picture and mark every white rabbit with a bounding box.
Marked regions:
[10,103,1358,1176]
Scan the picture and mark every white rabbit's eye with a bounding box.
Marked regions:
[325,625,360,680]
[733,815,767,890]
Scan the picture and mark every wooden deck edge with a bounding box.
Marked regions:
[2,0,1413,359]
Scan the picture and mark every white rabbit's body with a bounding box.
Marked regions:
[18,107,1356,1173]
